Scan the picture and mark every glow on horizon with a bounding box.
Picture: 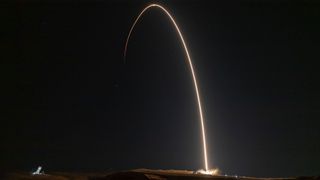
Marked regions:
[124,4,210,172]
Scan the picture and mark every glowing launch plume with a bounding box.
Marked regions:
[124,4,210,171]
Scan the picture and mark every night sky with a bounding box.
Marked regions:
[1,0,320,177]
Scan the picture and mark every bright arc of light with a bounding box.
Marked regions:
[124,4,209,171]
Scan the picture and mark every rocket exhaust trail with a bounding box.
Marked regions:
[124,4,210,171]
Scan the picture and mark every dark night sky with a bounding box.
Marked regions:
[1,0,320,177]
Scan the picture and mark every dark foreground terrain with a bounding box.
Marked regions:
[3,169,319,180]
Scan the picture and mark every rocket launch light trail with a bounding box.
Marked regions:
[124,4,213,173]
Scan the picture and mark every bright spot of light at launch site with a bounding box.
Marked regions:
[197,169,220,175]
[124,4,219,175]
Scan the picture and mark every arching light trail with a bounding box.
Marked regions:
[124,4,210,172]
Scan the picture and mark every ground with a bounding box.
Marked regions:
[3,169,319,180]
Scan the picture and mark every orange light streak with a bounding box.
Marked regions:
[124,4,209,171]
